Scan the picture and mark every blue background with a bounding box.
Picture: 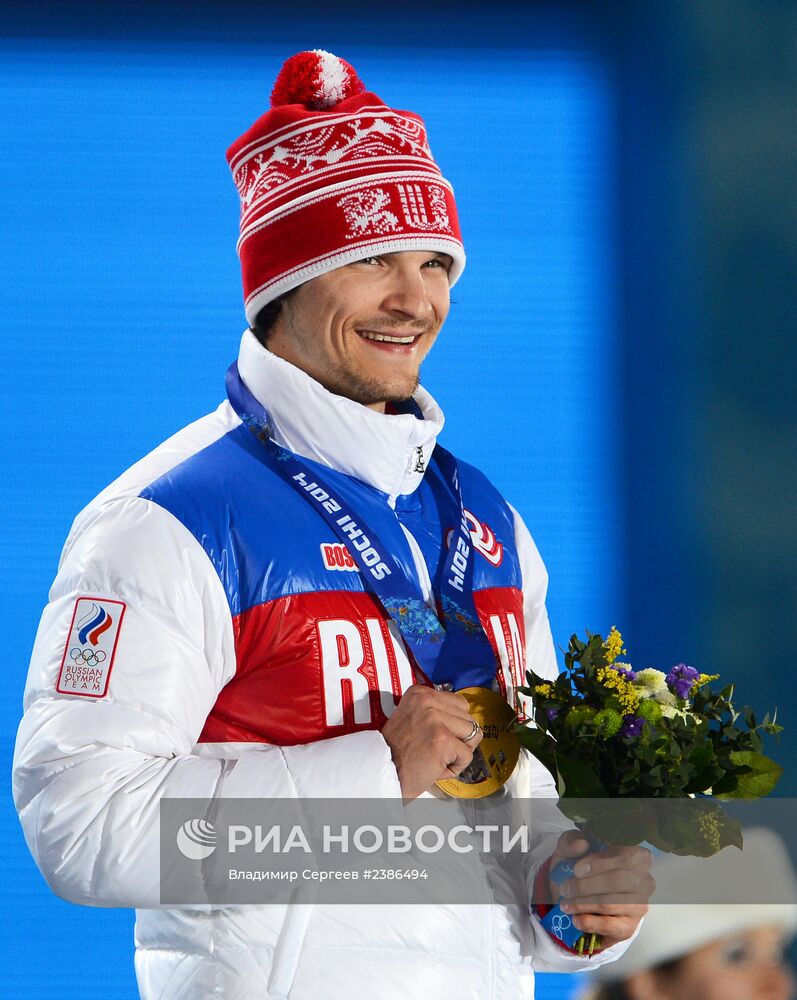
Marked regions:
[2,2,796,997]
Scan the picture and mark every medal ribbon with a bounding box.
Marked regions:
[225,362,498,689]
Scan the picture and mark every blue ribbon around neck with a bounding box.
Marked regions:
[225,362,499,690]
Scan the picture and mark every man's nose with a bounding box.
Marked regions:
[380,267,433,320]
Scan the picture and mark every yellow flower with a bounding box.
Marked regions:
[697,673,720,686]
[534,683,554,697]
[603,626,626,665]
[697,810,722,853]
[596,665,640,714]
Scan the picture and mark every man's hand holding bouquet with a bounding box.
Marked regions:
[518,628,783,956]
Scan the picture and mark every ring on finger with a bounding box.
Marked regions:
[461,719,481,743]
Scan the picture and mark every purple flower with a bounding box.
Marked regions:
[665,663,700,699]
[620,714,645,739]
[545,708,559,722]
[615,666,637,682]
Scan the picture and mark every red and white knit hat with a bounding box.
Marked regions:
[227,50,466,326]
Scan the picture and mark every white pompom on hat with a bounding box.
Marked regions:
[585,827,797,985]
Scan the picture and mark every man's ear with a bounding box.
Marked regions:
[251,297,285,348]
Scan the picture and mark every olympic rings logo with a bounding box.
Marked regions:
[550,913,572,939]
[70,647,107,666]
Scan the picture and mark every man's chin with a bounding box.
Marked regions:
[362,383,419,408]
[312,355,423,407]
[336,373,420,408]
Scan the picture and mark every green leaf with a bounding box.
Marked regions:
[655,801,707,855]
[684,764,725,795]
[514,725,557,778]
[710,773,739,796]
[655,800,735,857]
[586,801,659,847]
[720,816,745,851]
[554,753,609,798]
[717,752,783,798]
[687,743,714,770]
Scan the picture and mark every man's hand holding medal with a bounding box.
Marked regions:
[381,685,483,800]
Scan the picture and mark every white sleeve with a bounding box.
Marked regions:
[509,505,637,971]
[12,495,401,910]
[510,503,559,684]
[509,502,559,797]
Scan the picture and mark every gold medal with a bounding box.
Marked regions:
[436,686,521,799]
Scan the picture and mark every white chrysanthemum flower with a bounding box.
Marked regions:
[634,668,668,693]
[635,669,692,718]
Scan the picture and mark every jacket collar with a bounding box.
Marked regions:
[236,329,445,504]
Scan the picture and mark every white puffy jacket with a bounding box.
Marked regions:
[13,331,631,998]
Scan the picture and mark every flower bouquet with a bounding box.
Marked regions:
[516,628,783,954]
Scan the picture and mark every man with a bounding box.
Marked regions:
[13,50,652,998]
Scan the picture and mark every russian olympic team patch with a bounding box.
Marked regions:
[56,597,126,698]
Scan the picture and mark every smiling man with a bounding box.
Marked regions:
[13,51,651,999]
[262,249,451,409]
